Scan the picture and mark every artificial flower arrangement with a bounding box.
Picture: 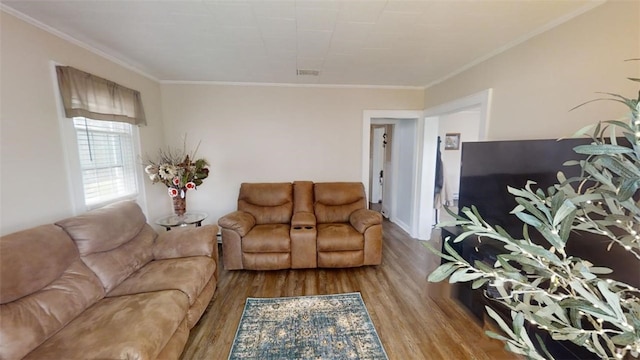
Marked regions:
[143,141,209,213]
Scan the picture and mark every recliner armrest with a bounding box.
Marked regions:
[291,212,316,227]
[153,224,218,260]
[218,211,256,236]
[350,209,382,233]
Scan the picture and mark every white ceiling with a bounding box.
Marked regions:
[2,0,603,87]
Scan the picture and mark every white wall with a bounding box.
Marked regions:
[424,1,640,141]
[393,119,417,231]
[160,84,424,225]
[0,11,166,235]
[437,109,481,202]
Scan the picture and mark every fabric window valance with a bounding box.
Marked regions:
[56,66,146,126]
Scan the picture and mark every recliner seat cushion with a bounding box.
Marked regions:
[107,257,216,306]
[242,224,291,253]
[316,224,364,251]
[23,290,189,360]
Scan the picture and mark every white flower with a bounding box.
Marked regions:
[158,164,177,180]
[144,164,158,175]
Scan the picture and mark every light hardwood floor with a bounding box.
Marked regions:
[180,220,518,360]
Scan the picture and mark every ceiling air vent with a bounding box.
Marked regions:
[296,69,320,76]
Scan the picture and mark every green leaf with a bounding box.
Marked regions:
[553,199,577,227]
[513,196,551,223]
[611,332,636,346]
[443,241,466,263]
[597,280,624,320]
[513,312,524,337]
[569,280,616,319]
[618,178,639,201]
[449,268,483,283]
[592,332,607,357]
[422,241,457,263]
[596,155,640,178]
[485,330,510,342]
[569,123,596,138]
[574,144,634,155]
[515,212,543,227]
[485,306,517,339]
[603,119,635,132]
[472,278,489,289]
[559,207,576,243]
[589,266,613,274]
[427,262,459,282]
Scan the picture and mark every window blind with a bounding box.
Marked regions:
[73,117,137,207]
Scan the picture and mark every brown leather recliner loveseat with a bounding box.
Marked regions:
[218,181,382,270]
[0,200,218,360]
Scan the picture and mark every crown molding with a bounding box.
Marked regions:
[160,80,425,90]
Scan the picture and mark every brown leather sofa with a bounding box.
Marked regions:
[218,181,382,270]
[0,201,218,360]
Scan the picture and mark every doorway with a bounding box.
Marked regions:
[369,125,387,215]
[435,106,482,223]
[425,89,493,230]
[369,124,394,219]
[362,111,423,238]
[361,90,492,241]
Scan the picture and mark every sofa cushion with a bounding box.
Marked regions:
[318,250,364,268]
[186,276,217,328]
[23,290,189,360]
[107,257,216,305]
[314,182,367,223]
[0,259,104,360]
[153,225,218,260]
[242,252,291,270]
[0,224,78,304]
[242,224,291,252]
[238,182,293,224]
[80,224,156,292]
[56,200,147,256]
[317,223,364,251]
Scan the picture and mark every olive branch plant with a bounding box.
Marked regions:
[426,71,640,359]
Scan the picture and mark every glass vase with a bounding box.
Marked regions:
[172,188,187,217]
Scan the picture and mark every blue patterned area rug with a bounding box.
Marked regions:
[228,292,388,360]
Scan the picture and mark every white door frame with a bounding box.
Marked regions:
[362,110,424,238]
[425,89,493,140]
[420,89,493,239]
[362,90,493,240]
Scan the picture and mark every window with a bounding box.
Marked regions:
[72,117,138,208]
[54,65,146,212]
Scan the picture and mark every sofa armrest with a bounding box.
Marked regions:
[350,209,382,234]
[291,212,316,227]
[153,224,218,260]
[218,211,255,237]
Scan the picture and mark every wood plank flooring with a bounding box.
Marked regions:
[180,220,518,360]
